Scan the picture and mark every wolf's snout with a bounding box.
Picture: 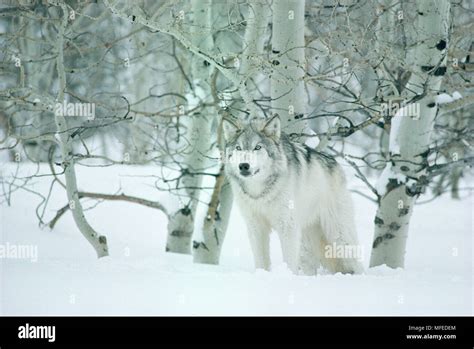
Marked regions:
[239,163,250,171]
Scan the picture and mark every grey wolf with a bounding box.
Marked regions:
[223,114,363,275]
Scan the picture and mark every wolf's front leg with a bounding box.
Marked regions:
[276,216,300,274]
[245,215,271,271]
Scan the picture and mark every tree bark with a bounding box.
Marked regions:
[270,0,307,135]
[165,0,215,254]
[192,0,270,264]
[54,2,109,258]
[192,164,232,264]
[370,0,451,268]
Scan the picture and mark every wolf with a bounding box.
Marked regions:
[222,114,363,275]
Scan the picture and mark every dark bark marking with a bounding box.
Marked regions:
[374,216,385,226]
[372,233,396,248]
[180,207,191,216]
[389,222,401,231]
[386,178,402,193]
[421,66,446,76]
[398,207,409,216]
[171,230,192,237]
[436,40,446,50]
[193,241,209,251]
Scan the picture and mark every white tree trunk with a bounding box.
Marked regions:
[240,0,270,86]
[55,2,109,258]
[166,0,215,254]
[370,0,451,268]
[270,0,307,134]
[192,0,270,264]
[192,164,233,264]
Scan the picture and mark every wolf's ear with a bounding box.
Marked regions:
[222,117,241,141]
[262,114,281,140]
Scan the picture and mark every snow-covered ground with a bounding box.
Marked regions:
[0,164,472,315]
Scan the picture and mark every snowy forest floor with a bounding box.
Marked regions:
[0,164,472,315]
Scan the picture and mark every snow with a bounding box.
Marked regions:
[388,107,404,154]
[435,92,462,105]
[0,164,472,315]
[436,93,455,105]
[452,91,462,100]
[387,101,421,155]
[304,127,319,148]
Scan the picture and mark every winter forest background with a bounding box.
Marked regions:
[0,0,472,315]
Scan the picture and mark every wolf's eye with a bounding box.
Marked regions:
[236,145,242,151]
[254,144,262,150]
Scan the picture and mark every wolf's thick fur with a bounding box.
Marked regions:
[223,115,363,275]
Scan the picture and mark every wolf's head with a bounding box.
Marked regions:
[222,114,284,182]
